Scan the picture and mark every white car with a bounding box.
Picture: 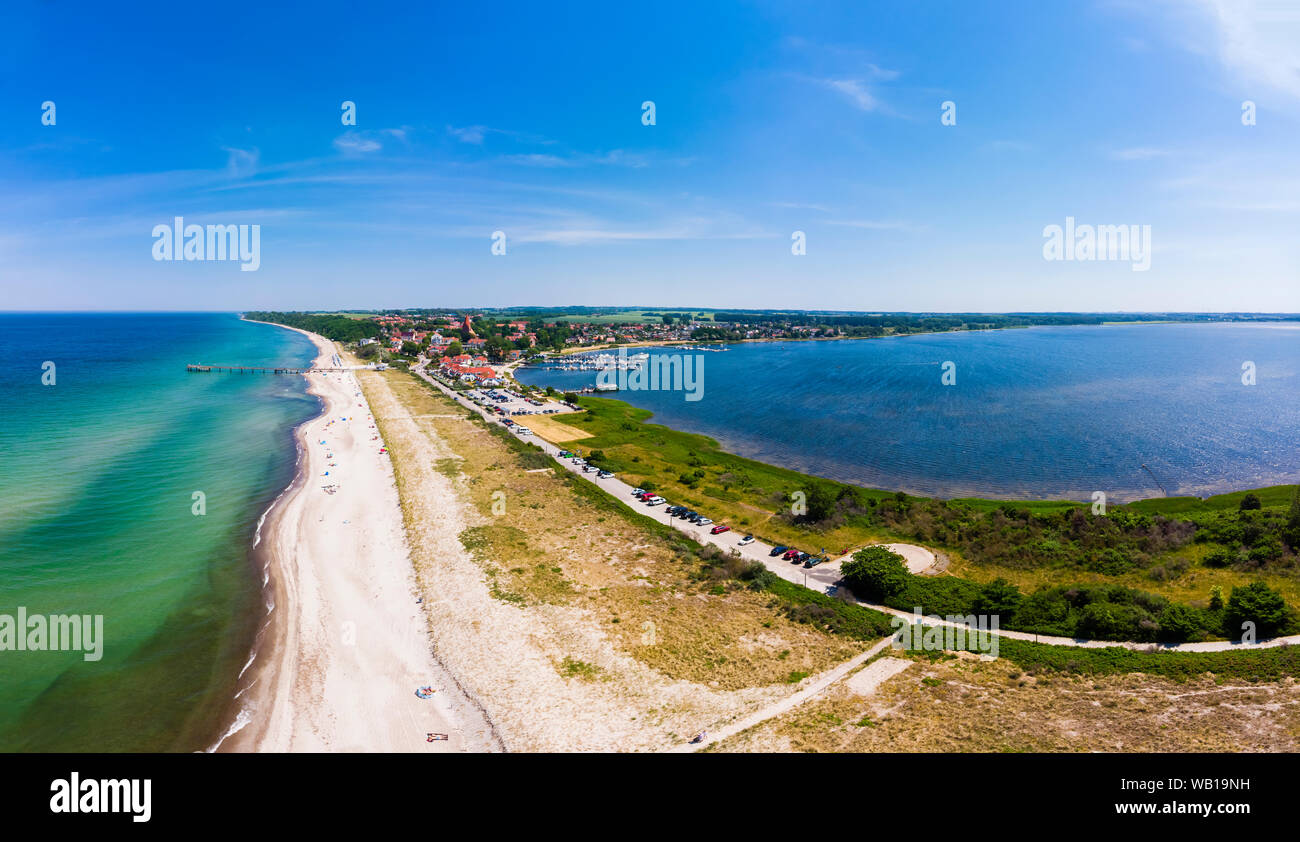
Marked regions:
[696,517,713,526]
[738,535,755,546]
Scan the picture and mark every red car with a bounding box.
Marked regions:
[782,548,800,560]
[710,525,731,535]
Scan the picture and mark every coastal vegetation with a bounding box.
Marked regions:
[693,525,1300,678]
[545,395,1300,639]
[712,652,1300,753]
[839,546,1297,643]
[244,311,381,342]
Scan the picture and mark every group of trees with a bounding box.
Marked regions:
[786,483,1198,578]
[1188,490,1300,571]
[243,312,381,343]
[839,546,1296,643]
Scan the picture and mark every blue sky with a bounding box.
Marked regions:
[2,0,1298,311]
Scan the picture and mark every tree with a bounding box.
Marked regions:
[1203,546,1235,568]
[1226,581,1290,637]
[1239,493,1262,511]
[1283,488,1300,550]
[446,340,463,357]
[1156,603,1204,642]
[839,547,909,602]
[973,577,1023,622]
[799,482,839,522]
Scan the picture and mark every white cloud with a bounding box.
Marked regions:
[826,219,922,232]
[823,78,881,111]
[1127,0,1300,100]
[448,125,487,144]
[1198,0,1300,99]
[500,153,572,167]
[333,132,381,154]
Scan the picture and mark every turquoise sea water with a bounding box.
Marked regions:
[518,323,1300,501]
[0,313,317,751]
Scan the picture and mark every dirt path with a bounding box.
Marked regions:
[669,636,898,752]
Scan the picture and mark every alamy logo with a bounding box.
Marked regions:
[891,608,1000,658]
[152,216,261,271]
[0,607,103,661]
[1042,216,1150,271]
[594,348,704,401]
[50,773,151,823]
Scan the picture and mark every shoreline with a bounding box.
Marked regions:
[212,322,497,752]
[511,375,1298,507]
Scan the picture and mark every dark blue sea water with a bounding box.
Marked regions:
[517,323,1300,502]
[0,313,318,750]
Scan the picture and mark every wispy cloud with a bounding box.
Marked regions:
[1198,0,1300,99]
[448,124,489,144]
[987,139,1033,153]
[826,219,923,232]
[333,132,382,154]
[498,148,665,168]
[222,146,259,177]
[823,78,881,111]
[1110,146,1173,160]
[1124,0,1300,101]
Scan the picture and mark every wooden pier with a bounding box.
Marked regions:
[186,364,353,374]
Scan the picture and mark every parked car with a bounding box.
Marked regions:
[803,555,827,568]
[597,470,613,479]
[710,525,731,535]
[559,450,573,458]
[697,517,713,526]
[770,545,789,557]
[646,496,665,505]
[630,487,645,496]
[782,548,800,560]
[794,552,811,564]
[738,535,755,546]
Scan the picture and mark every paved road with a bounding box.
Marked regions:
[414,366,1300,655]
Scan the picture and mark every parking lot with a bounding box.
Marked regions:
[461,386,578,418]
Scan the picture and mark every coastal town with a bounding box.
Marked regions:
[322,308,1293,390]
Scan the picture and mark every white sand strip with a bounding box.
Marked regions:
[219,326,497,752]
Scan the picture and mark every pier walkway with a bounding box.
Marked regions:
[186,363,372,374]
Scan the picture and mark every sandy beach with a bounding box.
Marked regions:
[217,327,498,752]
